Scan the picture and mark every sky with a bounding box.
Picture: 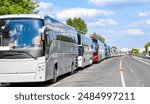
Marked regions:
[37,0,150,49]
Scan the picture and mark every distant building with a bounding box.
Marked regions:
[121,48,132,54]
[138,48,145,53]
[148,47,150,56]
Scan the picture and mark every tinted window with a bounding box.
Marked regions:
[45,16,77,43]
[82,35,92,47]
[77,34,81,45]
[92,38,98,53]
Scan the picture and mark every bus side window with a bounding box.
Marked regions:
[45,32,50,46]
[45,30,54,46]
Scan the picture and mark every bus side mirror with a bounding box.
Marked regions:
[0,26,5,32]
[41,26,46,41]
[0,19,5,30]
[1,26,5,30]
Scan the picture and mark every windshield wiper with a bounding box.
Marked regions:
[8,50,37,60]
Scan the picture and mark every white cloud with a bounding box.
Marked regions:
[88,0,150,7]
[56,8,114,19]
[131,19,150,27]
[37,2,53,14]
[89,0,120,5]
[88,18,117,27]
[147,32,150,36]
[123,28,144,35]
[139,11,150,17]
[104,30,114,34]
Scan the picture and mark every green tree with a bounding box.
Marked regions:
[91,32,105,43]
[111,46,117,49]
[144,42,150,52]
[0,0,38,15]
[132,48,139,54]
[66,17,88,35]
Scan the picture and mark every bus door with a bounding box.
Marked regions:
[45,28,55,59]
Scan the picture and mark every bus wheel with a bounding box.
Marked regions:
[51,66,58,83]
[69,63,74,75]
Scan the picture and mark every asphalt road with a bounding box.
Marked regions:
[50,55,150,87]
[2,55,150,87]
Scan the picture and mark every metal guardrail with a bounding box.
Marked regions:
[135,55,150,60]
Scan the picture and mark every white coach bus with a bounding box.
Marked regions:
[0,14,78,83]
[77,34,93,68]
[98,41,106,60]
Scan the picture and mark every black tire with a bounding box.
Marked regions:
[69,63,74,75]
[51,66,58,83]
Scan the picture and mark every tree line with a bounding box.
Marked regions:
[0,0,38,15]
[66,18,105,43]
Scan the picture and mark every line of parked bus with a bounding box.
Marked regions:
[77,34,111,68]
[0,14,111,84]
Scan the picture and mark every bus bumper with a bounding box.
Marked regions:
[0,73,36,83]
[0,57,46,83]
[0,62,46,83]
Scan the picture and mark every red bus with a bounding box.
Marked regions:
[91,38,100,63]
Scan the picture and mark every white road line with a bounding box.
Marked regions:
[124,60,133,73]
[120,58,122,69]
[125,57,145,87]
[134,56,143,60]
[138,80,146,87]
[133,56,150,66]
[50,75,73,87]
[120,71,126,87]
[50,81,63,87]
[119,58,126,87]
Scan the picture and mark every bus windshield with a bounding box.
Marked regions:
[0,18,44,48]
[92,38,98,53]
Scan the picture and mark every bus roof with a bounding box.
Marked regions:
[45,15,76,30]
[0,14,76,31]
[78,34,91,39]
[0,14,44,19]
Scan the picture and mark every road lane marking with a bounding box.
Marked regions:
[138,80,145,87]
[133,56,150,66]
[50,75,73,87]
[120,58,122,69]
[120,71,126,87]
[50,81,63,87]
[119,58,126,87]
[133,56,143,60]
[125,57,145,87]
[119,58,124,71]
[124,60,133,73]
